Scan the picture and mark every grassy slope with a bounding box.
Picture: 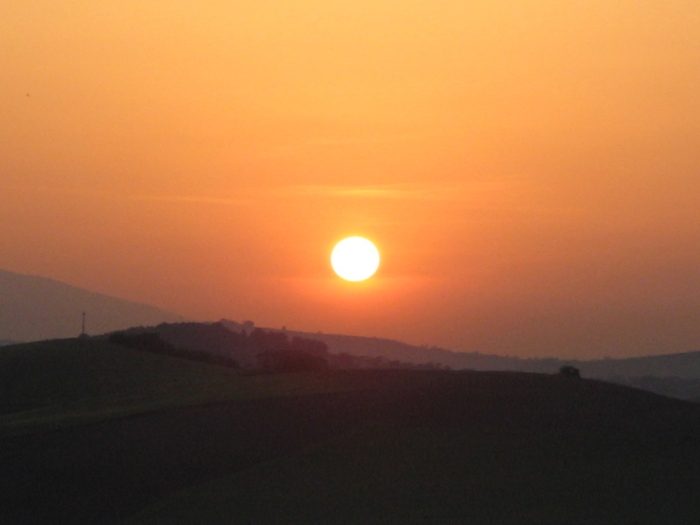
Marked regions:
[124,372,700,525]
[4,340,700,524]
[0,338,361,437]
[126,427,700,525]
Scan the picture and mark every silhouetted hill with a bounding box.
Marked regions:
[112,323,258,367]
[112,323,328,370]
[0,338,355,437]
[126,373,700,525]
[220,319,700,378]
[612,375,700,402]
[220,319,535,370]
[113,322,449,372]
[2,338,700,524]
[578,351,700,378]
[216,320,700,400]
[0,340,17,347]
[0,269,183,341]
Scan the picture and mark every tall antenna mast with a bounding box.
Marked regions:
[81,311,86,337]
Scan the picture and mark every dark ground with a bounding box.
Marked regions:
[2,370,700,524]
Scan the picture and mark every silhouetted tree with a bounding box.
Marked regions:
[558,365,581,378]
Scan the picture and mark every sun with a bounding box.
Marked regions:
[331,237,380,282]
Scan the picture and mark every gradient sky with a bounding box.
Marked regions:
[2,1,699,358]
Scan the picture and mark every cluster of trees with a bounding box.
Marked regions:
[558,365,581,378]
[251,329,329,372]
[329,353,449,371]
[108,322,450,374]
[108,324,331,372]
[108,331,241,368]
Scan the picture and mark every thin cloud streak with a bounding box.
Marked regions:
[2,182,582,218]
[279,182,498,201]
[274,183,586,217]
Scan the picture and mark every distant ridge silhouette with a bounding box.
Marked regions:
[219,319,700,400]
[219,319,700,377]
[0,269,183,342]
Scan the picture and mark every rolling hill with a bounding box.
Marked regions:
[0,338,361,437]
[220,320,700,378]
[2,337,700,524]
[106,319,700,400]
[220,319,700,399]
[0,269,183,342]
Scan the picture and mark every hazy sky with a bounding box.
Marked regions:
[2,1,699,358]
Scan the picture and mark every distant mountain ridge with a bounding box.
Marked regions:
[37,318,700,402]
[219,319,700,379]
[221,320,700,400]
[0,269,183,342]
[111,322,449,372]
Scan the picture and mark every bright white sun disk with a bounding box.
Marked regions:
[331,237,380,282]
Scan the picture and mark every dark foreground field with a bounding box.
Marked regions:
[2,340,700,524]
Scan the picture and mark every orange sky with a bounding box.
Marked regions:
[2,1,699,358]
